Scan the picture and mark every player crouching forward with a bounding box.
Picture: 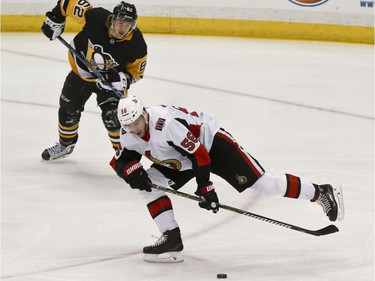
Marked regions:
[110,95,344,263]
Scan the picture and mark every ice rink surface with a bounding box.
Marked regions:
[1,32,374,280]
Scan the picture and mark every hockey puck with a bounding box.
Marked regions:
[217,273,227,279]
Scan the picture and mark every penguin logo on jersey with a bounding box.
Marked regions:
[86,40,118,71]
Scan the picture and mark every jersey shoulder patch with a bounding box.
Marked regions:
[155,118,166,131]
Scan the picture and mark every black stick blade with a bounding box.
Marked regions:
[314,224,339,236]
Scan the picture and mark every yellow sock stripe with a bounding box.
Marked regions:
[59,122,79,130]
[58,123,79,139]
[59,132,77,139]
[108,130,120,138]
[112,143,120,149]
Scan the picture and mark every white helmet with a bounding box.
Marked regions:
[117,95,147,126]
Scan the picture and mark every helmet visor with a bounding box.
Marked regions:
[115,12,135,22]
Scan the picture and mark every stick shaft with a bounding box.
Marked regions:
[152,184,339,236]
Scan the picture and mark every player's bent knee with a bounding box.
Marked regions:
[101,102,120,130]
[58,108,81,126]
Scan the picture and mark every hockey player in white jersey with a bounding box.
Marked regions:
[110,95,344,263]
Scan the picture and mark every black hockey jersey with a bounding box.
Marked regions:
[51,0,147,85]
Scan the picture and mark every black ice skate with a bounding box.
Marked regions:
[314,184,344,222]
[41,143,75,161]
[143,227,184,263]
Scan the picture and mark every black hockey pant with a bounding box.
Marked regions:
[152,128,265,193]
[58,71,122,149]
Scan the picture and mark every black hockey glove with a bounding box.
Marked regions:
[195,181,219,213]
[41,12,65,40]
[123,161,152,192]
[96,71,128,92]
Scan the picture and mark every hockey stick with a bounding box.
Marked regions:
[56,36,124,99]
[152,184,339,237]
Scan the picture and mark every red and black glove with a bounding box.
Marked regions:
[123,161,152,192]
[195,181,219,213]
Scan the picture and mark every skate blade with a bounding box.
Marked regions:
[334,186,345,222]
[143,252,184,263]
[42,154,69,161]
[50,154,71,161]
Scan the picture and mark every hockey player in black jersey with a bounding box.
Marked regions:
[40,0,147,160]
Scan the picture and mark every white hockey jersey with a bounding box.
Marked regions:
[116,105,221,184]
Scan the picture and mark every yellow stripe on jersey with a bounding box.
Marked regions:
[59,0,93,25]
[125,55,147,83]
